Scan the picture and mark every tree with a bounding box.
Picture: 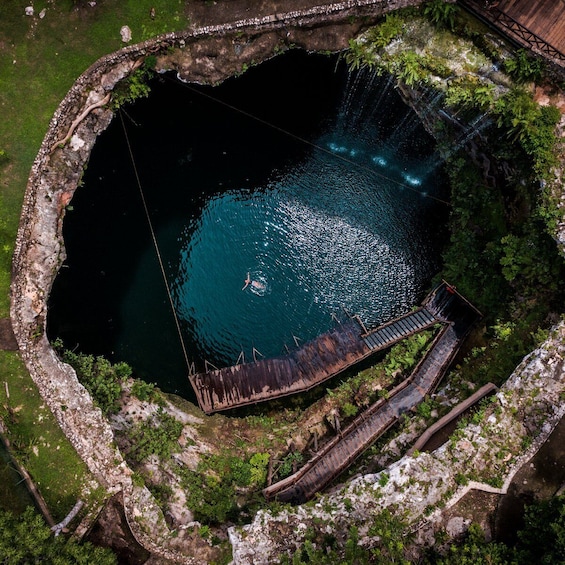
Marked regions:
[515,496,565,564]
[0,507,117,564]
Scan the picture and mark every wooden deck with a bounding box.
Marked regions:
[264,286,481,503]
[461,0,565,65]
[190,296,445,414]
[497,0,565,54]
[190,321,370,413]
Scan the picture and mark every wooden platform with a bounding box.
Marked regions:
[461,0,565,65]
[190,321,370,413]
[190,300,446,414]
[264,287,481,503]
[497,0,565,54]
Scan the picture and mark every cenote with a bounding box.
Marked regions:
[47,51,450,397]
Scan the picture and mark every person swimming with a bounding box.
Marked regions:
[242,272,266,292]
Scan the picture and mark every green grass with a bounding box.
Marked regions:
[0,351,103,521]
[0,1,188,516]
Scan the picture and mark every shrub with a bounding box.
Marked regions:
[504,49,545,84]
[127,408,183,463]
[57,346,129,415]
[423,0,458,31]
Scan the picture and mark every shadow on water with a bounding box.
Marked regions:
[47,51,449,398]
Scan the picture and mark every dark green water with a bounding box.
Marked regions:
[48,52,448,396]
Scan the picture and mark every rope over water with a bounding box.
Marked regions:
[119,110,192,374]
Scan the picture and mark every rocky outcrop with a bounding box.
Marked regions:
[230,321,565,563]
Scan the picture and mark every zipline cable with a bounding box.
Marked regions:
[119,109,192,374]
[166,75,451,207]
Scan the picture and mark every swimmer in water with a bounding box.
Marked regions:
[242,272,266,291]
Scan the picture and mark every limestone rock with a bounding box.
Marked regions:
[120,25,132,43]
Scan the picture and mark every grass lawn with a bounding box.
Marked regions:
[0,0,188,515]
[0,351,104,520]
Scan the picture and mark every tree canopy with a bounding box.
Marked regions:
[0,507,117,565]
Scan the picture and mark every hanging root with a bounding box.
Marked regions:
[49,92,112,154]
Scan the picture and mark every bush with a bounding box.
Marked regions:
[504,49,545,84]
[0,507,117,564]
[130,380,159,402]
[127,408,183,464]
[56,345,129,415]
[180,452,264,524]
[423,0,458,31]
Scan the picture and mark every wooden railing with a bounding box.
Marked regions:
[492,8,565,64]
[458,0,565,66]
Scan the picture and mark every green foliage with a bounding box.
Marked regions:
[147,482,173,508]
[441,154,509,315]
[277,451,304,479]
[342,402,359,418]
[427,523,513,564]
[423,0,458,31]
[367,13,406,49]
[368,509,411,564]
[494,88,560,178]
[0,352,97,519]
[0,506,117,564]
[385,331,433,378]
[504,49,545,84]
[281,525,375,565]
[111,65,154,109]
[416,398,433,420]
[57,345,129,415]
[445,76,495,111]
[395,51,430,87]
[378,472,389,487]
[454,472,468,486]
[180,450,270,524]
[130,380,159,403]
[282,510,411,564]
[515,495,565,564]
[500,221,564,295]
[345,13,405,70]
[249,452,270,486]
[427,497,565,564]
[127,408,183,464]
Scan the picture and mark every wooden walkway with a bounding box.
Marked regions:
[190,292,445,414]
[460,0,565,66]
[264,285,481,503]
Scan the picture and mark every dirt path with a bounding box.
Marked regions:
[0,318,18,351]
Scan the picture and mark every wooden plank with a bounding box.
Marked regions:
[499,0,565,49]
[190,283,475,414]
[264,290,481,503]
